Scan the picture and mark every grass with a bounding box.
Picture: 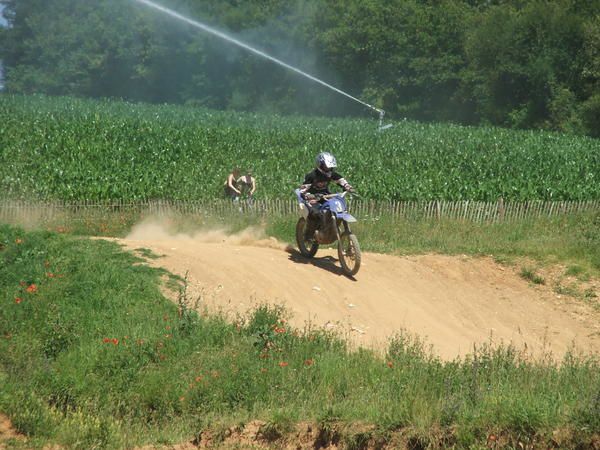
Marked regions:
[1,223,600,449]
[133,247,162,259]
[519,267,546,285]
[566,264,586,277]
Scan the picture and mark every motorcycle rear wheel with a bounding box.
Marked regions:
[338,232,361,276]
[296,217,319,258]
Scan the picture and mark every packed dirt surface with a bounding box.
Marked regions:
[0,414,24,449]
[116,222,600,360]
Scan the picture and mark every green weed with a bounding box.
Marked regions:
[520,267,546,285]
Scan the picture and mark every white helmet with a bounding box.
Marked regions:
[315,152,337,178]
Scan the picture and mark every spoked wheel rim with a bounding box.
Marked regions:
[338,232,361,276]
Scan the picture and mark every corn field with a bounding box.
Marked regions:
[1,94,599,202]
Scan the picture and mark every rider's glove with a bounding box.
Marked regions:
[303,193,316,201]
[343,184,355,193]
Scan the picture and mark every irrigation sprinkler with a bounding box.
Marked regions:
[377,109,393,132]
[132,0,392,130]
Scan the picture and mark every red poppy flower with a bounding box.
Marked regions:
[387,361,393,368]
[14,297,23,304]
[304,359,314,366]
[103,338,110,343]
[111,338,119,345]
[278,361,289,368]
[15,239,23,244]
[26,284,37,293]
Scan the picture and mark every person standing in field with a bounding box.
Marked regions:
[224,168,242,201]
[237,169,256,204]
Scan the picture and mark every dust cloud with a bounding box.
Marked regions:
[125,216,291,251]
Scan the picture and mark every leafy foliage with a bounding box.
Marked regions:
[0,0,598,135]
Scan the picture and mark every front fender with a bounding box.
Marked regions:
[336,213,357,223]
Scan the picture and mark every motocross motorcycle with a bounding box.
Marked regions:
[294,189,361,277]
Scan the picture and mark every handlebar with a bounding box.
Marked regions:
[321,192,345,200]
[295,189,358,203]
[322,190,359,199]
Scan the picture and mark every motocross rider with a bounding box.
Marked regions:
[299,152,354,241]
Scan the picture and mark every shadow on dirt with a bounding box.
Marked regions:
[287,249,357,281]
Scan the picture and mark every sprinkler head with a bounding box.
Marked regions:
[377,109,393,132]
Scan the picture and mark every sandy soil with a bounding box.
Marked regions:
[116,222,600,360]
[0,414,24,449]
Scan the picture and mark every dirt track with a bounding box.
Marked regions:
[117,223,600,360]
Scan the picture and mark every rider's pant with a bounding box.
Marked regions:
[304,205,320,239]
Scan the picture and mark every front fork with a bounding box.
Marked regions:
[333,216,351,242]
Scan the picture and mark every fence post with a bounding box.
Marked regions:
[497,197,504,222]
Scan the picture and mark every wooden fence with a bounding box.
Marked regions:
[0,198,599,224]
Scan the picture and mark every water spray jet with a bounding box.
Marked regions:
[132,0,391,130]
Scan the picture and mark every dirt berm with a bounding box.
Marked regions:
[117,223,600,360]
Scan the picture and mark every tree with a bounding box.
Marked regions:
[0,0,598,135]
[463,0,595,131]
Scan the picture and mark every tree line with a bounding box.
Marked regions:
[0,0,598,136]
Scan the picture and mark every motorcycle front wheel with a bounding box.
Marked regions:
[338,232,361,276]
[296,217,319,258]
